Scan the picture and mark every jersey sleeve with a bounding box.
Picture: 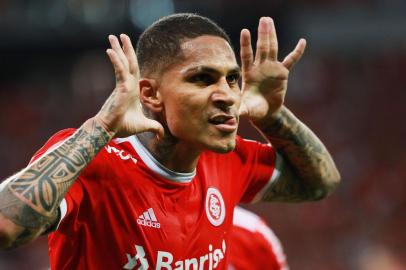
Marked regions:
[233,136,282,204]
[29,128,77,164]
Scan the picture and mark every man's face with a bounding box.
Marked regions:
[157,35,242,153]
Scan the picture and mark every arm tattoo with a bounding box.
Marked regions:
[255,107,340,202]
[0,119,112,230]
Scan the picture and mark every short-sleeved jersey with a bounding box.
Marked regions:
[228,207,288,270]
[31,129,279,270]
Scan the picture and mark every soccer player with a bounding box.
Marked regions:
[228,206,289,270]
[0,14,340,269]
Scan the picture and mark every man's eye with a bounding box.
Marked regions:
[190,74,215,85]
[226,74,240,84]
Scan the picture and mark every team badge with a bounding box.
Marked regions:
[205,187,225,226]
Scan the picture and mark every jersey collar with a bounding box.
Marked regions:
[114,136,196,183]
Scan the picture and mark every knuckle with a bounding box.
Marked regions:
[257,45,268,51]
[241,54,251,60]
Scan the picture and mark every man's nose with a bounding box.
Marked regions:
[211,78,238,109]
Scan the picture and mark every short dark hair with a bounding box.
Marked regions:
[136,13,232,77]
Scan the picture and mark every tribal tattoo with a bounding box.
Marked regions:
[257,107,340,202]
[0,119,112,229]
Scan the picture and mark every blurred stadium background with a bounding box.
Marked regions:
[0,0,405,269]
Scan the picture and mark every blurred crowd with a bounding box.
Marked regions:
[0,0,405,269]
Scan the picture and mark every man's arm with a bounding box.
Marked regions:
[0,34,164,249]
[255,107,340,202]
[0,119,112,249]
[240,18,340,202]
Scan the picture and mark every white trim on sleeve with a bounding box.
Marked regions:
[56,198,68,230]
[250,152,283,203]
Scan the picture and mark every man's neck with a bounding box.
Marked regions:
[136,132,201,173]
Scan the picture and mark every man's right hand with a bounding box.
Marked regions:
[95,34,164,139]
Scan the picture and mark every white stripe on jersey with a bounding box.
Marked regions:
[56,198,68,230]
[251,152,283,203]
[143,211,151,221]
[147,208,158,222]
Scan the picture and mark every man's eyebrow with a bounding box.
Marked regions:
[181,65,241,75]
[228,67,242,75]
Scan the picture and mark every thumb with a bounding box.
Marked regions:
[142,118,165,140]
[239,101,249,117]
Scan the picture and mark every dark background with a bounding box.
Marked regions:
[0,0,405,269]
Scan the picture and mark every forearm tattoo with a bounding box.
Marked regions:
[0,119,112,229]
[257,107,339,202]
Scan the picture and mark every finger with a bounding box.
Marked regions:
[108,35,128,69]
[254,17,270,64]
[120,34,139,76]
[143,118,165,140]
[282,38,307,70]
[240,29,253,79]
[268,18,278,61]
[106,49,126,82]
[238,100,249,116]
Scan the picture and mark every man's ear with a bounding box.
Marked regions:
[139,78,163,112]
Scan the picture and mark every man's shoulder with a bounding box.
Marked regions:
[43,128,77,147]
[30,128,76,164]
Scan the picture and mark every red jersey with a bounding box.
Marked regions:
[31,129,279,270]
[228,207,288,270]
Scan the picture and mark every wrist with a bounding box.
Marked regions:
[90,116,116,140]
[251,106,285,131]
[250,107,295,148]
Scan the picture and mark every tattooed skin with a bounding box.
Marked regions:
[255,106,340,202]
[0,119,112,230]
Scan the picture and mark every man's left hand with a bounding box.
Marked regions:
[239,17,306,123]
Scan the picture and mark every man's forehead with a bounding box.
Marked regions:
[178,35,238,72]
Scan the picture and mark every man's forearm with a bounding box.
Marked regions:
[255,106,340,201]
[0,118,112,230]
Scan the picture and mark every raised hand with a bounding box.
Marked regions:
[239,17,306,123]
[95,34,164,138]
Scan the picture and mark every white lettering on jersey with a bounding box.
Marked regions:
[205,187,225,227]
[123,240,226,270]
[105,145,138,164]
[124,245,149,270]
[156,251,173,269]
[137,208,161,228]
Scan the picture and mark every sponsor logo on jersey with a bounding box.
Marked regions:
[124,245,149,270]
[105,145,138,164]
[123,240,227,270]
[205,187,225,227]
[137,208,161,228]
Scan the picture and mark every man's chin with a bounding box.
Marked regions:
[206,139,236,154]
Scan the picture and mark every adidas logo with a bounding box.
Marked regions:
[137,208,161,228]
